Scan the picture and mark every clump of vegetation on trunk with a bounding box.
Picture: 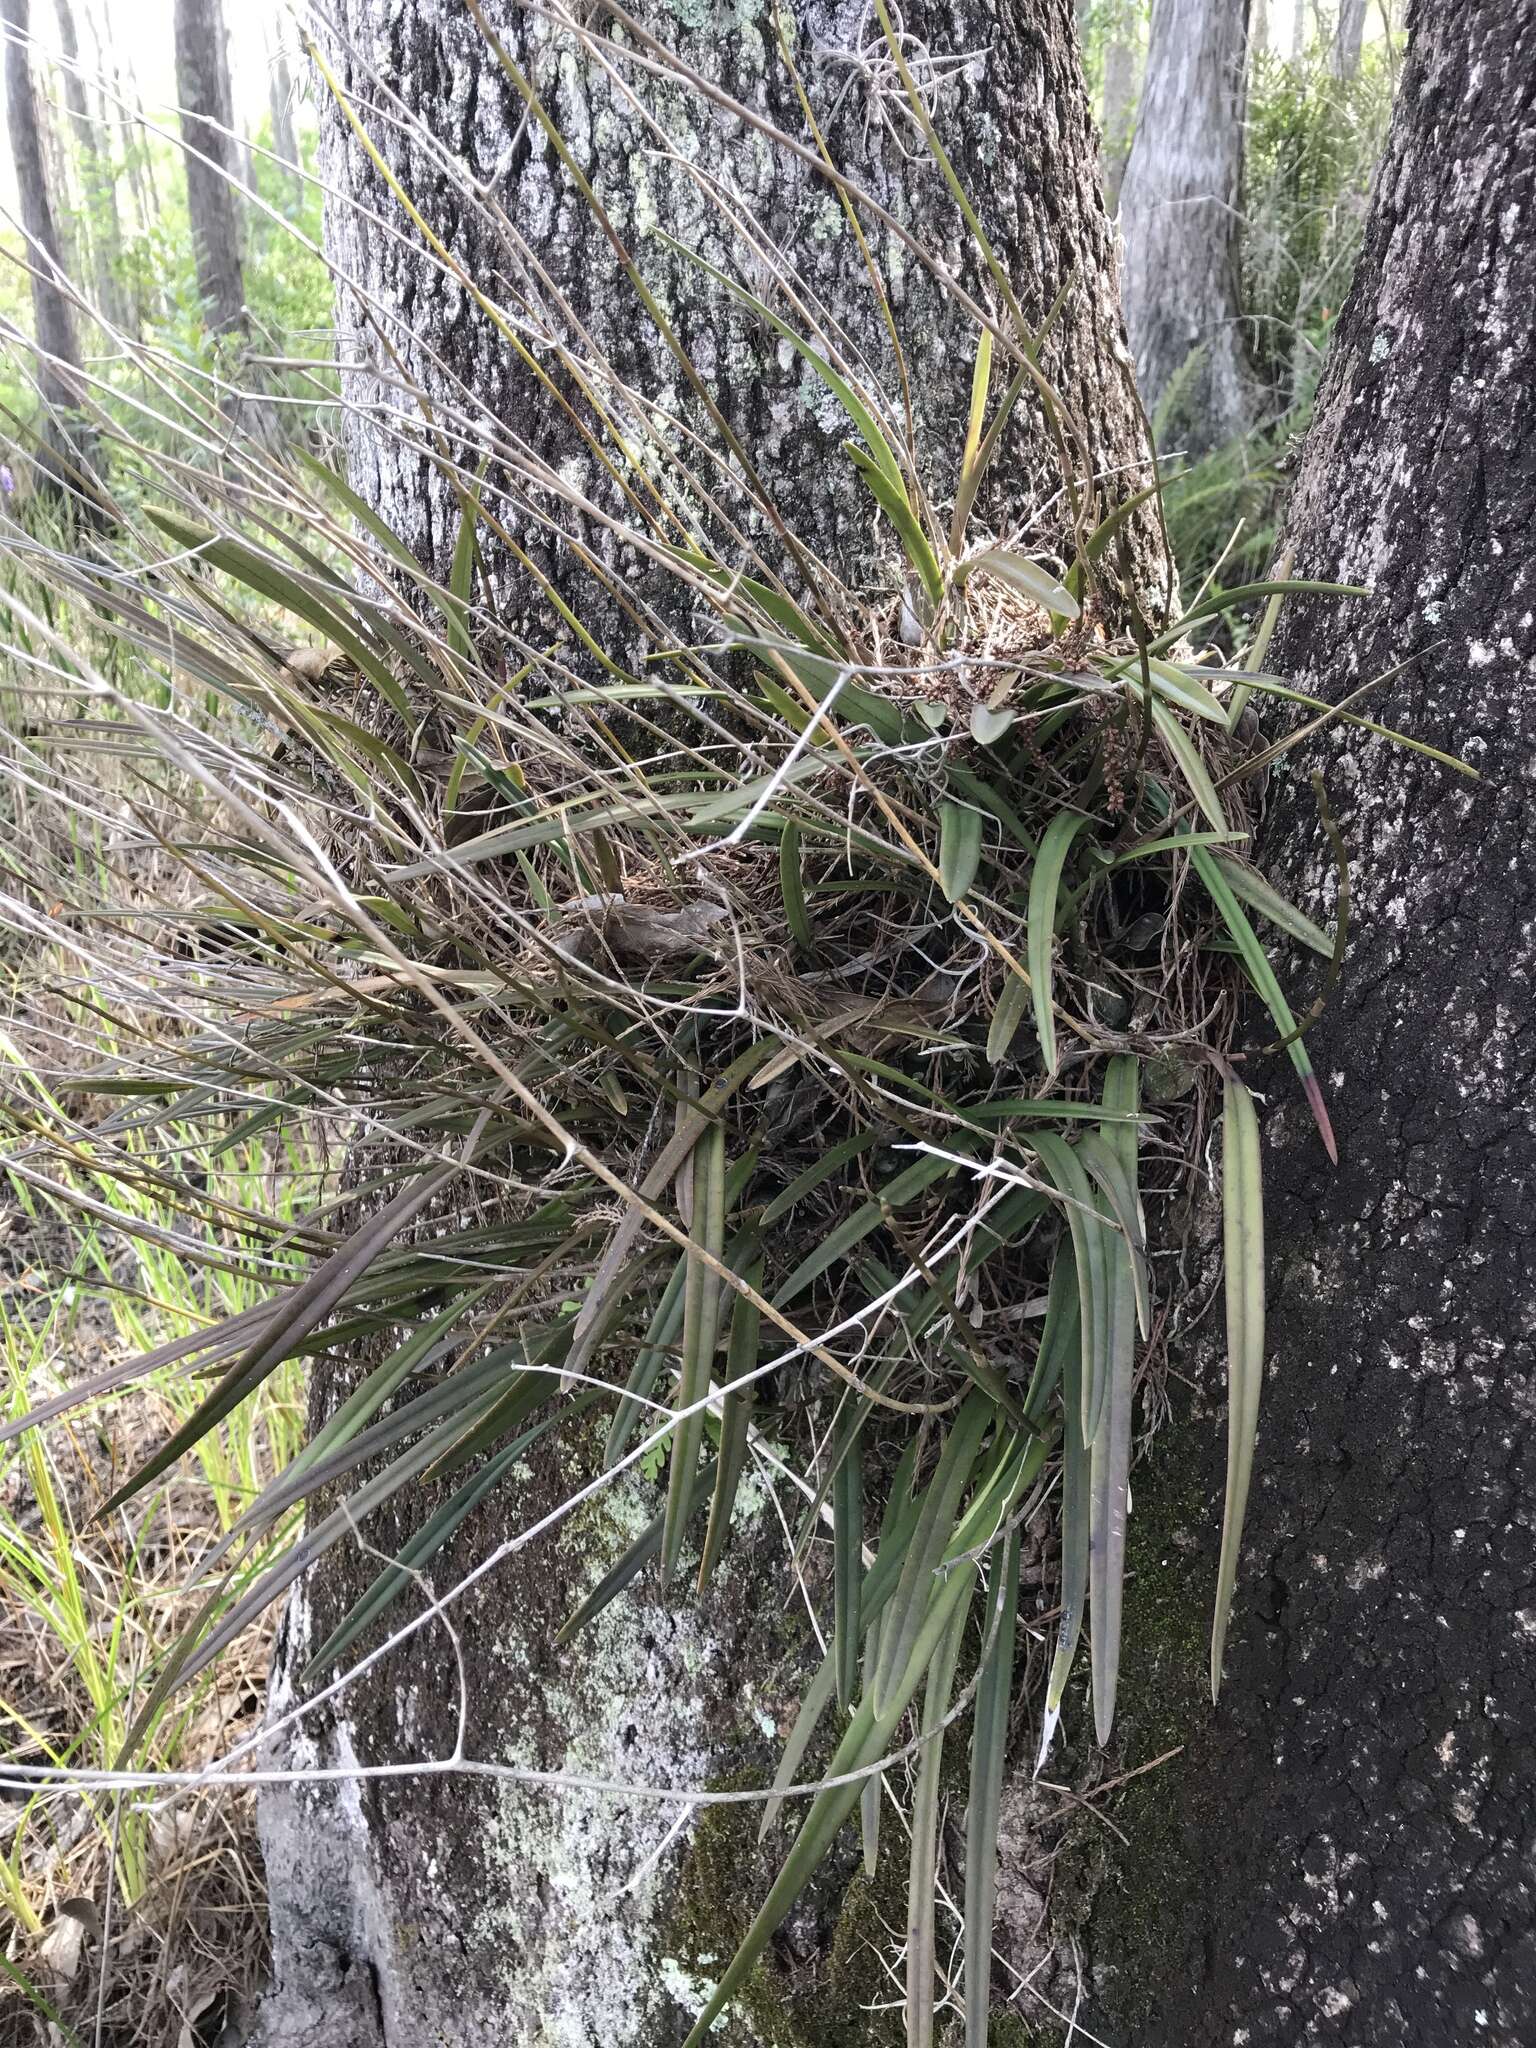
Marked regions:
[0,3,1463,2042]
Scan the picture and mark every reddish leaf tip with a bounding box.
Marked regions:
[1302,1072,1338,1165]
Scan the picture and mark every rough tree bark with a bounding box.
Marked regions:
[173,0,246,336]
[1118,0,1254,451]
[2,0,93,475]
[250,5,1160,2044]
[1084,3,1536,2042]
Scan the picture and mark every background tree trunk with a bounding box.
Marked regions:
[250,5,1161,2044]
[52,0,131,332]
[1330,0,1369,74]
[2,0,94,478]
[1118,0,1254,452]
[1099,6,1139,212]
[1082,3,1536,2042]
[173,0,246,336]
[265,24,302,210]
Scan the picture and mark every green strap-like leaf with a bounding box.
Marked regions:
[556,1458,719,1648]
[697,1265,764,1592]
[682,1561,980,2048]
[1140,657,1228,725]
[1028,810,1090,1073]
[662,1121,728,1589]
[1159,576,1369,642]
[1152,701,1228,835]
[1020,1245,1079,1429]
[687,1436,1045,2047]
[1076,1130,1151,1341]
[604,1257,687,1470]
[759,1128,879,1228]
[779,821,813,951]
[938,799,985,905]
[860,1620,883,1877]
[1212,1075,1265,1700]
[906,1592,970,2048]
[964,1528,1021,2048]
[1086,1056,1141,1747]
[873,1393,992,1716]
[985,966,1030,1065]
[847,442,945,610]
[301,1392,597,1682]
[965,547,1080,620]
[98,1149,472,1516]
[1035,1253,1087,1773]
[834,1438,864,1713]
[773,1151,957,1307]
[1212,852,1333,957]
[1025,1132,1109,1447]
[1189,841,1336,1159]
[761,1448,924,1845]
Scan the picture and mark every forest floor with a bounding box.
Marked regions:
[0,1140,300,2045]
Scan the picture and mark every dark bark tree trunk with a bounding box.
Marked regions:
[250,5,1161,2044]
[173,0,246,337]
[2,0,94,476]
[1083,4,1536,2043]
[1118,0,1254,452]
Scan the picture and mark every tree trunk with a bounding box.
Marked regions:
[1083,3,1536,2042]
[1118,0,1254,452]
[2,0,93,474]
[1330,0,1369,73]
[250,5,1161,2044]
[173,0,246,336]
[52,0,131,332]
[265,27,302,209]
[1099,11,1139,212]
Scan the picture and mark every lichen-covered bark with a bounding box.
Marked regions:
[1118,0,1253,451]
[1086,5,1536,2041]
[318,0,1161,604]
[253,4,1159,2042]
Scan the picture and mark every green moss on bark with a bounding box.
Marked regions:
[1051,1422,1213,2030]
[663,1766,913,2047]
